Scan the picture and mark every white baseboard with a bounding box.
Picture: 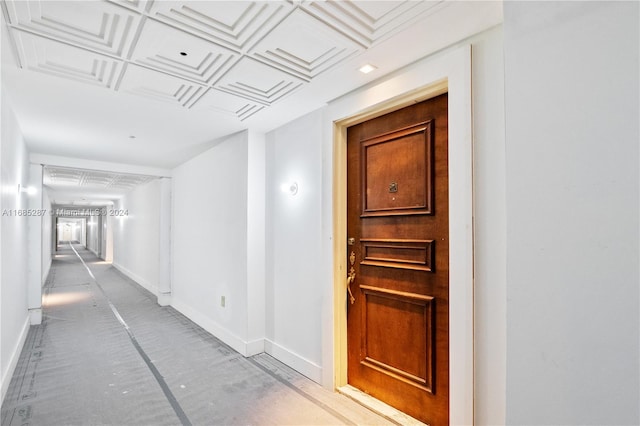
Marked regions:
[264,338,322,384]
[28,308,42,325]
[170,298,255,357]
[1,316,30,403]
[42,258,51,285]
[245,338,265,356]
[157,292,172,306]
[112,262,158,296]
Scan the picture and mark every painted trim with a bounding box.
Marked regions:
[1,315,30,402]
[170,298,250,357]
[330,45,474,424]
[245,338,265,357]
[112,262,158,296]
[28,308,42,325]
[264,338,323,383]
[29,153,172,177]
[157,292,172,307]
[42,258,51,285]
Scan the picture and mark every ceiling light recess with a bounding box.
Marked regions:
[359,64,377,74]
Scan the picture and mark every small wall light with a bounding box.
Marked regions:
[18,184,37,195]
[280,181,298,196]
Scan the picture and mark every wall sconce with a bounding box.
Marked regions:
[280,181,298,196]
[18,184,36,195]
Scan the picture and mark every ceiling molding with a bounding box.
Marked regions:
[147,1,295,53]
[13,30,124,89]
[1,0,455,119]
[248,9,362,81]
[4,0,504,175]
[129,19,240,85]
[300,0,445,48]
[30,154,172,177]
[4,0,142,57]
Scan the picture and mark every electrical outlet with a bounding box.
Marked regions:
[220,296,226,307]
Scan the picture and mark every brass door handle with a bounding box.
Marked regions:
[347,267,356,304]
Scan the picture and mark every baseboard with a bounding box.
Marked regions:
[1,315,30,403]
[264,338,322,384]
[112,262,158,296]
[170,298,250,356]
[42,258,51,285]
[245,338,265,356]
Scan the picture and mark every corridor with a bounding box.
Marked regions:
[0,245,393,426]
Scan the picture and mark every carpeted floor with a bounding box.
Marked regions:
[1,244,394,426]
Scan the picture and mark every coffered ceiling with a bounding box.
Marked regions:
[43,165,157,206]
[1,0,502,172]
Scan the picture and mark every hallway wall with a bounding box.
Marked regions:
[41,190,52,282]
[86,214,100,257]
[263,25,507,423]
[113,179,161,295]
[265,109,324,381]
[171,132,250,354]
[503,2,639,423]
[0,93,30,400]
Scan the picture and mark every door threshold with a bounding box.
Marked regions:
[337,385,429,426]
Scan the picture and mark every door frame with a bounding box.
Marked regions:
[331,45,473,424]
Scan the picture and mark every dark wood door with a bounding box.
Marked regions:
[346,94,449,425]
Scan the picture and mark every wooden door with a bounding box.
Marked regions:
[346,94,449,425]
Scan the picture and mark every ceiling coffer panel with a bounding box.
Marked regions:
[118,64,207,108]
[301,0,444,47]
[191,88,264,121]
[214,57,304,106]
[248,9,362,81]
[147,1,295,52]
[12,31,124,89]
[4,0,141,57]
[107,0,150,13]
[44,167,155,190]
[129,19,240,85]
[0,0,455,125]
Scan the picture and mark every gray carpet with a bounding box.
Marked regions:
[1,244,393,426]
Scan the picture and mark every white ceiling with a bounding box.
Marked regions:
[43,165,156,206]
[1,0,502,203]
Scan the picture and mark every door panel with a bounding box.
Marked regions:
[361,122,434,216]
[347,94,448,425]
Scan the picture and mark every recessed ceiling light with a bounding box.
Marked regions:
[180,51,188,56]
[359,64,377,74]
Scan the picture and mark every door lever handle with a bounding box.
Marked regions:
[347,267,356,304]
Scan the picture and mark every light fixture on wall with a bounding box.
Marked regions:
[280,181,298,196]
[18,184,36,195]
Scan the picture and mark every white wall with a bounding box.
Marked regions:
[264,26,507,421]
[41,189,52,282]
[0,92,31,401]
[113,179,161,295]
[504,2,639,424]
[265,110,324,381]
[86,213,100,257]
[470,25,507,426]
[171,131,250,354]
[246,131,266,354]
